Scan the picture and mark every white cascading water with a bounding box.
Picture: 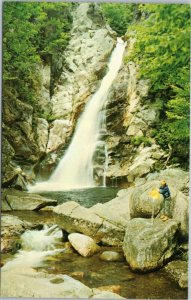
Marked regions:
[29,38,126,192]
[2,225,62,271]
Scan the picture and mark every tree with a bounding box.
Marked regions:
[101,3,137,35]
[3,2,72,106]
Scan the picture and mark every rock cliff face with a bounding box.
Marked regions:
[2,3,182,189]
[104,38,165,185]
[2,3,116,187]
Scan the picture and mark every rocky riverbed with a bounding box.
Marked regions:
[1,168,189,299]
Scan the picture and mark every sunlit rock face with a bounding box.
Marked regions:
[104,38,164,185]
[51,3,116,120]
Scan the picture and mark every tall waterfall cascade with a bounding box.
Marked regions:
[29,38,126,192]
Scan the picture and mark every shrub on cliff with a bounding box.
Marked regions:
[125,4,190,167]
[101,3,137,36]
[3,2,72,107]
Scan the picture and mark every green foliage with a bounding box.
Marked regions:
[41,111,57,122]
[126,4,190,166]
[100,3,138,35]
[37,2,72,60]
[131,136,152,147]
[3,2,72,106]
[149,129,158,138]
[3,2,41,104]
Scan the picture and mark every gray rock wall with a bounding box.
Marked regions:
[104,38,165,185]
[2,3,116,188]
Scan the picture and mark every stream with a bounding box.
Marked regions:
[1,188,188,299]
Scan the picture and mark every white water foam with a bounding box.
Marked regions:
[2,225,63,271]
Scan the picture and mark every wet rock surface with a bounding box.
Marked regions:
[1,267,92,298]
[164,260,188,289]
[2,189,57,211]
[68,233,100,257]
[1,265,125,299]
[99,251,124,262]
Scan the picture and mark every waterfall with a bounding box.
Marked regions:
[29,38,126,192]
[103,144,108,187]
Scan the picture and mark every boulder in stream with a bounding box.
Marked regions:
[2,189,57,211]
[123,218,179,272]
[164,260,188,289]
[95,285,122,294]
[1,265,124,298]
[53,201,126,246]
[92,290,125,299]
[68,233,100,257]
[1,267,93,298]
[123,178,188,239]
[99,251,124,262]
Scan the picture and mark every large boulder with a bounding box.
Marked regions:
[164,260,188,289]
[2,189,57,211]
[123,218,179,272]
[90,203,128,228]
[1,267,93,298]
[68,233,100,257]
[172,191,189,240]
[53,201,103,238]
[103,188,133,220]
[53,201,126,246]
[129,181,164,218]
[1,265,124,298]
[127,179,188,239]
[92,291,125,299]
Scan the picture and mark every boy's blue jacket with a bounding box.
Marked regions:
[159,185,171,198]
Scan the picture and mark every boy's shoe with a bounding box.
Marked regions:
[162,216,169,221]
[160,215,165,219]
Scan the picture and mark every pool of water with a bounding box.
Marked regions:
[36,248,188,299]
[38,187,120,208]
[2,187,188,300]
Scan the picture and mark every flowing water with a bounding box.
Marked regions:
[39,187,120,207]
[2,224,63,272]
[4,37,188,299]
[29,38,126,192]
[1,213,188,300]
